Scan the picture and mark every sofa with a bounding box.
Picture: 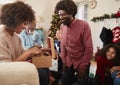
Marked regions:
[0,62,39,85]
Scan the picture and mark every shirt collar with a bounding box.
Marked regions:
[69,18,77,28]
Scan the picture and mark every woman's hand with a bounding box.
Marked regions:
[116,71,120,78]
[27,46,43,57]
[41,48,51,56]
[15,46,43,61]
[110,66,120,73]
[110,66,120,78]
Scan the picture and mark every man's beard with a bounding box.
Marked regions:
[62,17,72,27]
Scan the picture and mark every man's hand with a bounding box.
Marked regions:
[77,69,86,80]
[62,64,68,73]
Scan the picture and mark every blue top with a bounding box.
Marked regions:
[19,29,44,50]
[35,29,44,43]
[54,40,61,54]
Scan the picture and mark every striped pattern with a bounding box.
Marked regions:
[112,26,120,43]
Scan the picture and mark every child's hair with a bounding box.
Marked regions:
[98,44,120,65]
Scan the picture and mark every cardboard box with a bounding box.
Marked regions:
[32,37,55,68]
[32,55,52,68]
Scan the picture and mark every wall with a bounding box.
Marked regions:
[24,0,59,43]
[87,0,120,52]
[24,0,59,29]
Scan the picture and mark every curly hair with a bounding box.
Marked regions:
[0,1,35,29]
[55,0,77,17]
[98,44,120,65]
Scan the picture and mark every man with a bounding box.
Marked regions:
[55,0,93,85]
[20,21,43,50]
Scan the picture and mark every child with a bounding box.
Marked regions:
[95,44,120,85]
[50,29,63,85]
[55,30,62,73]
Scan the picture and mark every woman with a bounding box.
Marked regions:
[0,1,49,85]
[95,44,120,85]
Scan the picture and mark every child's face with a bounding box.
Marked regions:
[56,30,61,40]
[106,47,116,60]
[29,22,36,30]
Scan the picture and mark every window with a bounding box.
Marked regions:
[75,1,88,21]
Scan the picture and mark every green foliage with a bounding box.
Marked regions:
[91,13,118,23]
[48,13,61,40]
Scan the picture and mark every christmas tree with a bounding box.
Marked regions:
[48,13,61,40]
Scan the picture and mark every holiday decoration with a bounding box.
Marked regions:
[91,8,120,23]
[48,13,61,40]
[116,8,120,18]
